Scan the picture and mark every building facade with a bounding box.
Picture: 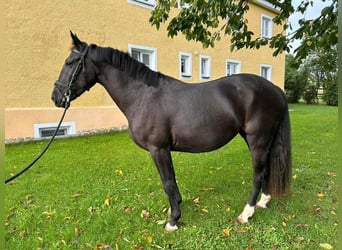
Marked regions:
[5,0,285,140]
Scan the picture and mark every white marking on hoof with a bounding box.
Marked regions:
[256,193,271,208]
[237,204,255,224]
[165,222,178,232]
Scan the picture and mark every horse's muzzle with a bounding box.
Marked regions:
[51,87,67,108]
[51,81,71,108]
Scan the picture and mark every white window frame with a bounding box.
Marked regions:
[261,15,273,38]
[128,44,157,71]
[34,122,76,139]
[199,55,211,80]
[226,59,241,76]
[178,0,190,8]
[127,0,155,9]
[260,64,272,81]
[179,52,192,79]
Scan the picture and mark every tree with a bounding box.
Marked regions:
[284,54,308,103]
[149,0,337,62]
[303,45,338,105]
[285,44,338,105]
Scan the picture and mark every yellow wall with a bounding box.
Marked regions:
[5,0,285,139]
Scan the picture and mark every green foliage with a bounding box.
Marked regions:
[302,85,318,104]
[298,46,338,105]
[284,55,308,103]
[322,80,338,106]
[5,105,338,249]
[285,42,337,105]
[150,0,337,61]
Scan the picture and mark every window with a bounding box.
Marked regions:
[199,55,211,80]
[260,64,272,80]
[261,15,273,38]
[128,44,157,71]
[128,0,155,9]
[179,52,192,79]
[178,0,190,8]
[34,122,76,139]
[226,60,241,76]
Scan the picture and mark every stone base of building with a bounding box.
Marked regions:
[5,106,128,141]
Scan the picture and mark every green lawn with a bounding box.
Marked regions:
[5,104,338,249]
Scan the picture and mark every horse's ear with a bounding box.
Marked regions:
[70,31,83,50]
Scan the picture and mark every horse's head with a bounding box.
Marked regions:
[52,31,97,108]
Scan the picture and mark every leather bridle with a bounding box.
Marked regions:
[54,45,89,108]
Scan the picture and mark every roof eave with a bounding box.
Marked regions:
[252,0,281,14]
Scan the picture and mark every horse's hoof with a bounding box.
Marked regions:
[255,203,269,209]
[256,193,271,208]
[236,203,254,224]
[236,216,248,225]
[165,222,178,232]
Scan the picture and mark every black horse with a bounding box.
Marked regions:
[52,32,291,231]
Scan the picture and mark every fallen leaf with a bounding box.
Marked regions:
[314,206,321,214]
[42,209,56,218]
[246,246,252,250]
[193,197,200,205]
[94,243,112,250]
[282,221,287,227]
[292,174,297,180]
[319,243,333,249]
[222,228,230,236]
[295,223,309,228]
[64,216,71,221]
[104,198,110,207]
[141,210,150,219]
[202,208,209,213]
[115,169,123,175]
[124,206,134,213]
[317,192,325,199]
[327,171,336,177]
[146,235,153,244]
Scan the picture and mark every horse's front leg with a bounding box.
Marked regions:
[150,147,182,231]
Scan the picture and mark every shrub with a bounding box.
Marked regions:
[285,79,302,103]
[322,80,338,106]
[285,75,307,103]
[303,85,318,104]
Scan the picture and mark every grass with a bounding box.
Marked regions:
[5,104,338,249]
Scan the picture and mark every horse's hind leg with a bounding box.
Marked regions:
[150,147,182,231]
[237,134,271,224]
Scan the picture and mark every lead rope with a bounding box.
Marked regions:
[5,101,69,184]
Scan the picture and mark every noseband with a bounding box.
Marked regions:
[54,46,89,108]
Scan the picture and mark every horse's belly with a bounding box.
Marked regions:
[171,126,238,153]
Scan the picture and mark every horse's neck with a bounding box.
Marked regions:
[96,65,148,117]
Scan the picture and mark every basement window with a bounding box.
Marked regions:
[34,122,76,139]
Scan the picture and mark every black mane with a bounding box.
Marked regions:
[91,44,161,86]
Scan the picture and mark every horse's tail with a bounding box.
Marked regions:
[267,107,292,198]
